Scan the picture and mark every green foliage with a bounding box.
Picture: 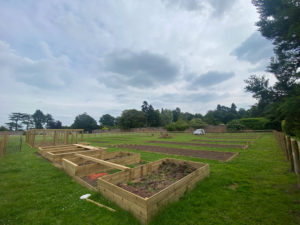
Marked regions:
[189,118,207,129]
[32,110,46,129]
[99,114,115,127]
[160,109,173,126]
[71,113,98,132]
[118,109,146,129]
[141,101,160,127]
[278,96,300,137]
[239,117,270,130]
[0,126,8,131]
[226,120,246,131]
[165,120,189,131]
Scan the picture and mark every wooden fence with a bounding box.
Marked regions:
[273,130,300,187]
[26,129,84,148]
[0,132,8,158]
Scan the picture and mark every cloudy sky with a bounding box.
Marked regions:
[0,0,274,126]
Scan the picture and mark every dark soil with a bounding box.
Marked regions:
[118,144,238,162]
[191,139,251,144]
[205,136,258,139]
[118,161,196,198]
[149,141,245,149]
[90,141,108,143]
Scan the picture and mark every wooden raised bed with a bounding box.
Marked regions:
[62,151,141,190]
[38,144,106,163]
[98,158,209,224]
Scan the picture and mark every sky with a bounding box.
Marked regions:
[0,0,274,126]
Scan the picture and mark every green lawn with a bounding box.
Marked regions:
[0,133,300,225]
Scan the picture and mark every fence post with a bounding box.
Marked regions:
[53,131,57,146]
[291,139,300,188]
[286,136,295,172]
[64,130,68,144]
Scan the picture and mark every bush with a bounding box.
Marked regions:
[227,120,245,131]
[189,118,207,129]
[238,117,270,130]
[165,120,189,131]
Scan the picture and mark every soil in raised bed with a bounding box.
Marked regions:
[118,144,238,162]
[149,141,246,149]
[118,161,196,198]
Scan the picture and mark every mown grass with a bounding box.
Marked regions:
[0,133,300,225]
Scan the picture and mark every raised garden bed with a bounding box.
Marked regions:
[38,144,106,164]
[118,144,238,162]
[62,151,141,190]
[98,158,209,224]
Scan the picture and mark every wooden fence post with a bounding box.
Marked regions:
[64,130,69,144]
[0,132,8,157]
[291,140,300,188]
[81,130,83,141]
[286,136,295,172]
[53,131,57,146]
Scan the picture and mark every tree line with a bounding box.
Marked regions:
[2,101,258,132]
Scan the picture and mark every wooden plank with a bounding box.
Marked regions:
[75,154,130,170]
[74,144,106,150]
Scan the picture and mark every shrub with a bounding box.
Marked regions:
[238,117,270,130]
[227,120,245,131]
[165,120,189,131]
[189,118,207,129]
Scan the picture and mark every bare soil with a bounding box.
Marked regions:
[118,144,238,162]
[192,139,251,144]
[118,161,196,198]
[205,136,258,139]
[149,140,245,149]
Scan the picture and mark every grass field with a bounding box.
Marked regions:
[1,132,300,225]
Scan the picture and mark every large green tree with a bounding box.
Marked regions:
[99,114,115,127]
[32,110,46,129]
[7,113,24,131]
[71,113,98,132]
[118,109,146,129]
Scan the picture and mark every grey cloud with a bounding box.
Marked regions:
[210,0,237,17]
[160,92,229,103]
[188,71,235,89]
[102,50,179,88]
[231,32,273,64]
[162,0,236,16]
[162,0,203,11]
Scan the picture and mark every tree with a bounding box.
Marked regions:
[160,109,173,126]
[0,126,9,131]
[118,109,146,129]
[8,113,24,131]
[172,107,181,122]
[141,101,160,127]
[45,114,54,129]
[32,110,46,129]
[21,113,33,130]
[252,0,300,97]
[71,113,98,132]
[99,114,115,127]
[47,120,62,129]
